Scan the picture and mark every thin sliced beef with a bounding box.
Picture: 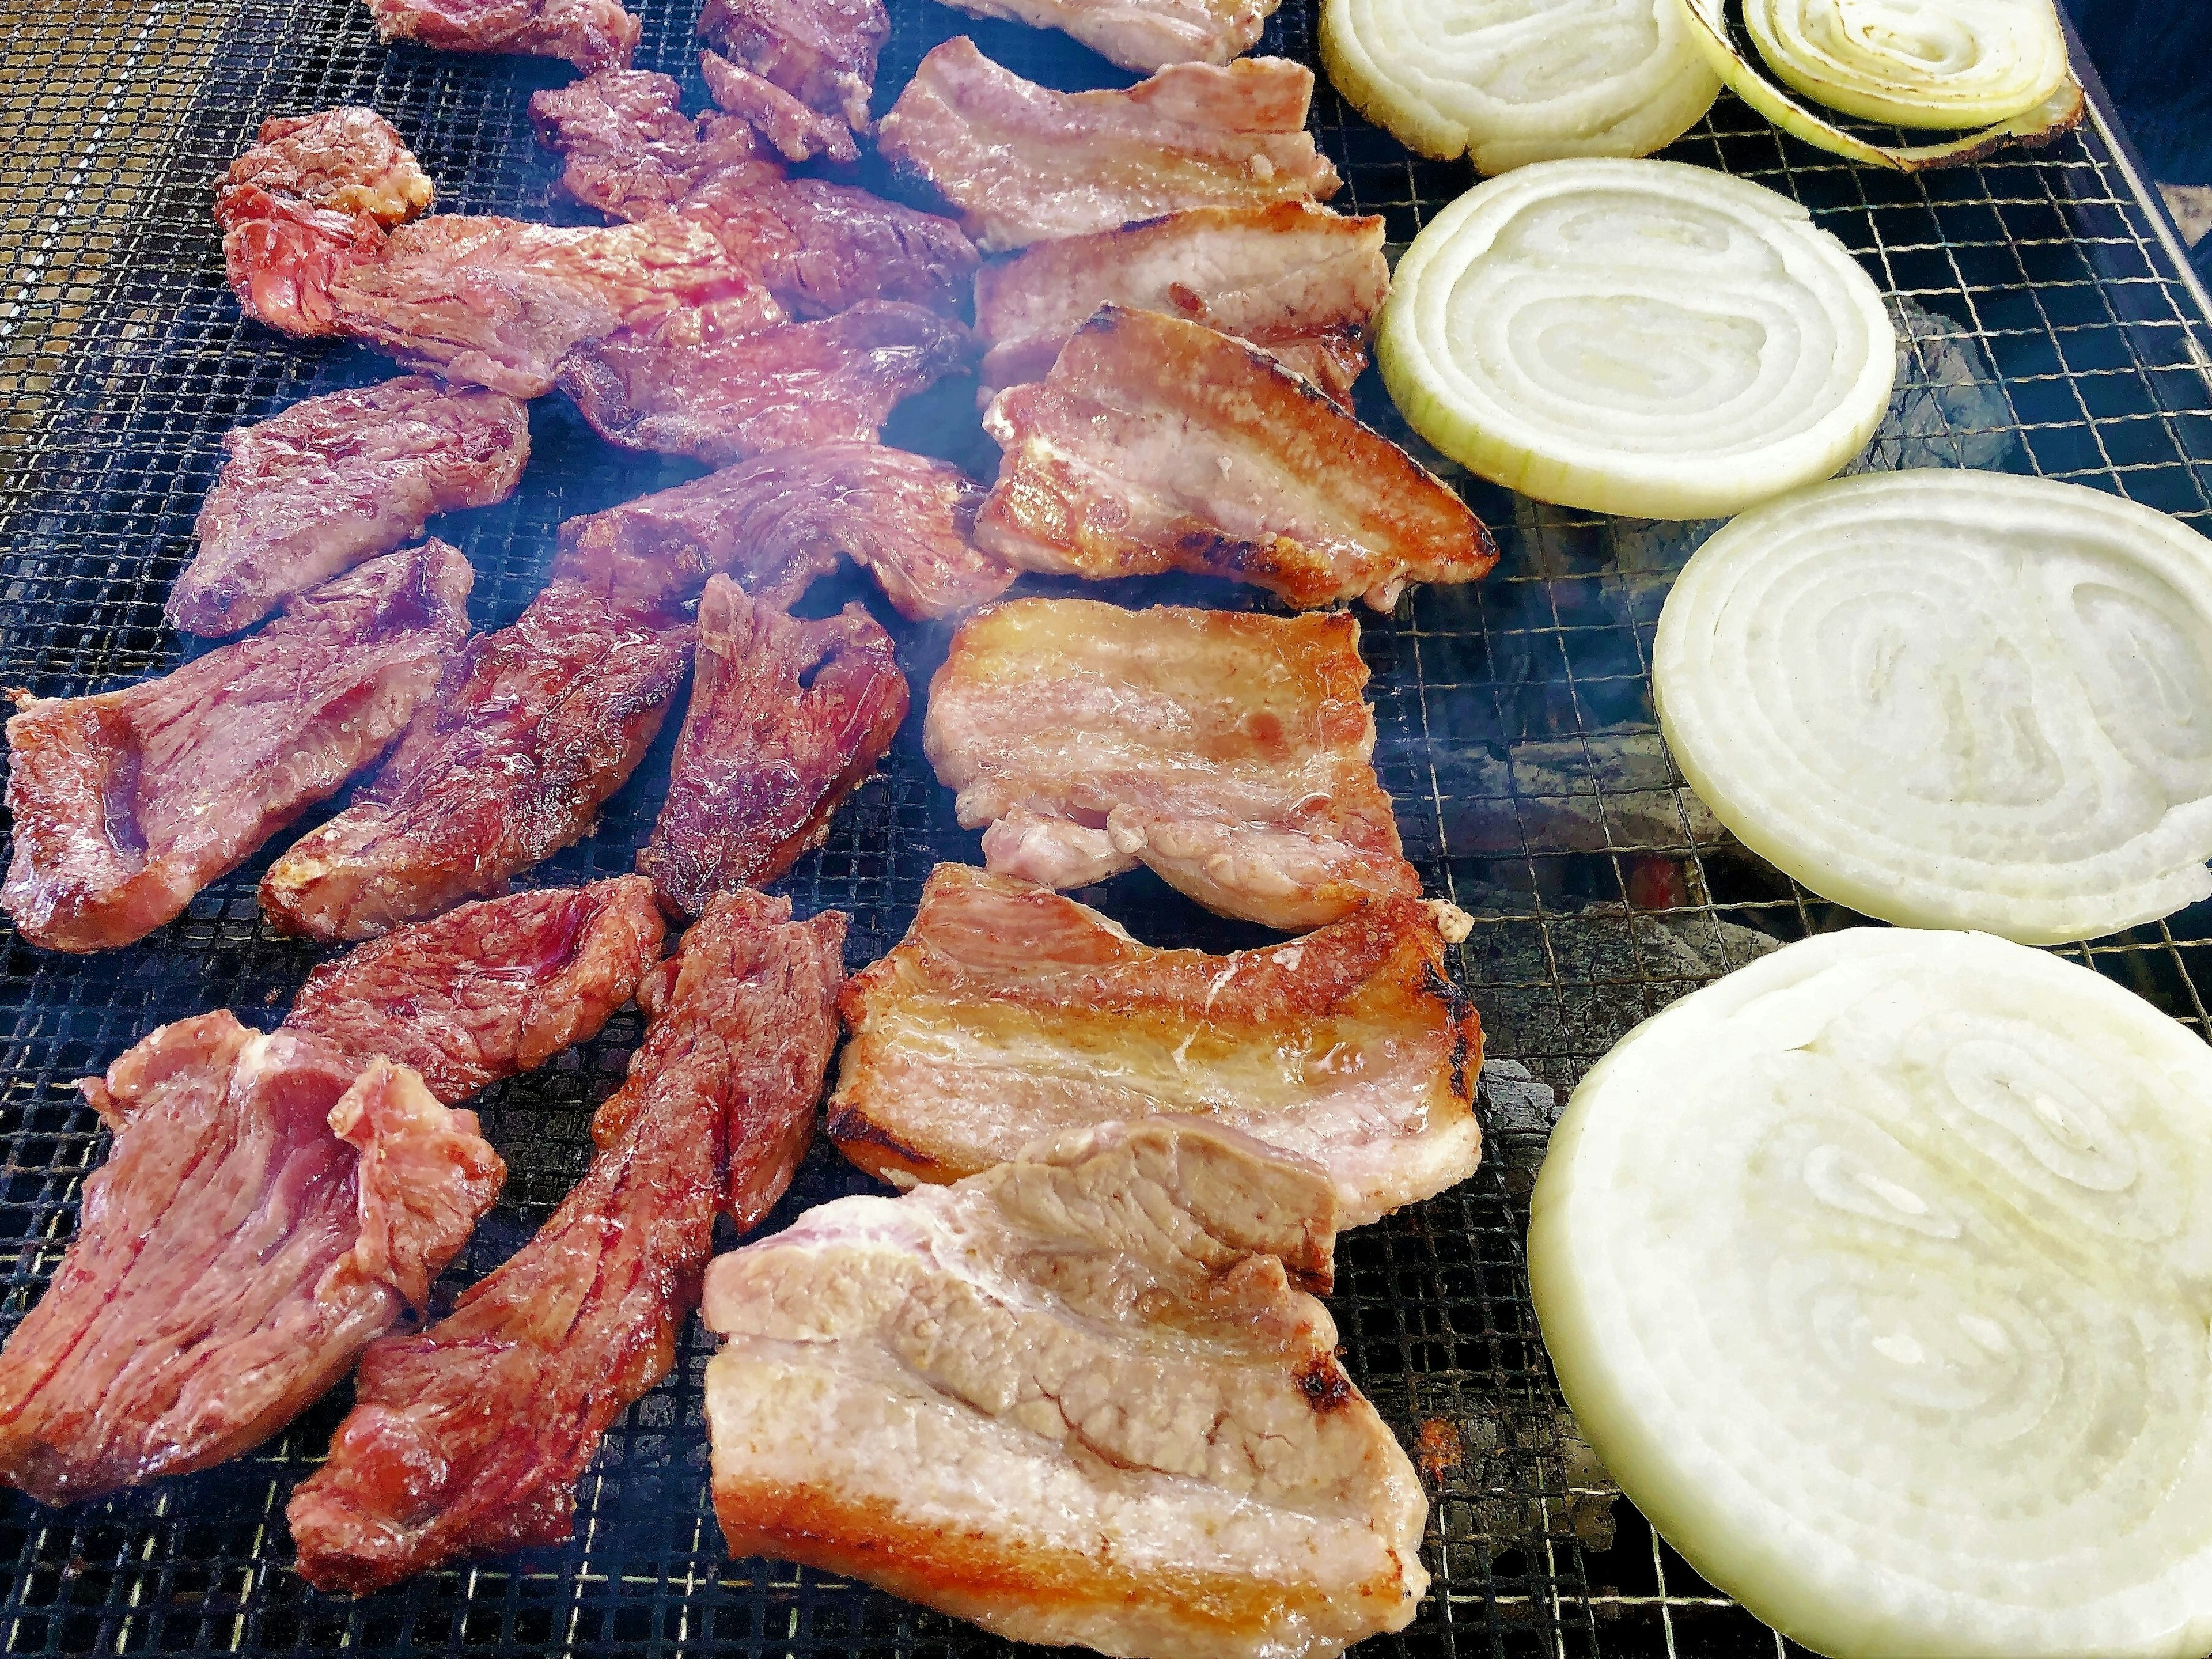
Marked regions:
[173,376,529,637]
[558,300,975,467]
[0,1017,502,1505]
[326,214,782,399]
[3,543,472,953]
[358,0,641,71]
[285,877,667,1103]
[697,0,886,133]
[216,108,434,339]
[641,579,905,917]
[701,49,857,164]
[287,888,846,1593]
[552,441,1007,622]
[529,69,975,317]
[260,582,692,943]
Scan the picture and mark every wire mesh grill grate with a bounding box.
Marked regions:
[0,1,2207,1655]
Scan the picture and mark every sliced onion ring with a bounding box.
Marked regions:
[1531,929,2212,1659]
[1676,0,2082,170]
[1378,158,1895,520]
[1744,0,2070,128]
[1654,469,2212,944]
[1319,0,1719,172]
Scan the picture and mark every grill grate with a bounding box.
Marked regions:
[0,2,2209,1656]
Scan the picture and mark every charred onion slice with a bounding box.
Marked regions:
[1654,469,2212,943]
[1378,158,1894,518]
[1677,0,2083,169]
[1745,0,2069,127]
[1531,928,2212,1659]
[1319,0,1719,171]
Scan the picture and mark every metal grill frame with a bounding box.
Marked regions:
[0,2,2209,1656]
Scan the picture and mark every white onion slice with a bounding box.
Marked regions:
[1654,469,2212,944]
[1532,929,2212,1659]
[1745,0,2069,127]
[1676,0,2084,171]
[1378,158,1895,520]
[1319,0,1719,171]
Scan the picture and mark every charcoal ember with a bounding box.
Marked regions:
[0,1018,502,1505]
[641,578,906,916]
[285,877,667,1103]
[173,375,529,637]
[557,300,975,467]
[358,0,641,72]
[551,440,1006,622]
[2,543,472,953]
[259,581,692,942]
[287,888,844,1593]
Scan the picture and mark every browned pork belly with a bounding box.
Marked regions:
[0,1020,501,1505]
[830,864,1482,1224]
[934,0,1277,71]
[288,889,844,1594]
[2,542,471,953]
[700,1116,1430,1659]
[877,38,1340,251]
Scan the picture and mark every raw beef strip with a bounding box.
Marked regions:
[528,70,768,221]
[285,877,666,1103]
[701,48,857,164]
[697,0,886,133]
[287,888,844,1593]
[358,0,641,72]
[0,1017,501,1504]
[173,375,528,637]
[2,542,471,953]
[260,581,692,942]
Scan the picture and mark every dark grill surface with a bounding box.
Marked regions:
[0,2,2209,1655]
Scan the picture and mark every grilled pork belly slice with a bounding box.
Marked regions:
[925,597,1441,933]
[973,203,1388,406]
[878,38,1340,252]
[358,0,641,71]
[698,0,886,136]
[0,1018,501,1505]
[937,0,1275,71]
[260,581,692,943]
[641,579,906,916]
[289,889,844,1594]
[530,70,976,317]
[216,108,434,339]
[173,376,529,637]
[285,877,666,1104]
[552,441,1008,621]
[702,49,858,164]
[556,300,975,468]
[702,1116,1430,1659]
[979,306,1496,609]
[327,214,782,399]
[831,865,1482,1224]
[2,543,471,954]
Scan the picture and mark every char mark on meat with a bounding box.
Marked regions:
[698,0,885,135]
[552,442,1007,622]
[699,1116,1429,1659]
[642,579,905,918]
[933,0,1277,72]
[2,543,471,954]
[260,581,692,944]
[702,50,858,163]
[877,38,1339,252]
[285,877,666,1104]
[0,1018,501,1505]
[358,0,641,71]
[287,888,845,1594]
[216,108,434,338]
[556,300,975,468]
[173,376,529,637]
[529,70,976,317]
[974,203,1388,407]
[832,863,1483,1224]
[923,597,1452,934]
[327,214,781,399]
[978,305,1495,610]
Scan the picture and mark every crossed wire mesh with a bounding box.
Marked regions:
[0,0,2207,1654]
